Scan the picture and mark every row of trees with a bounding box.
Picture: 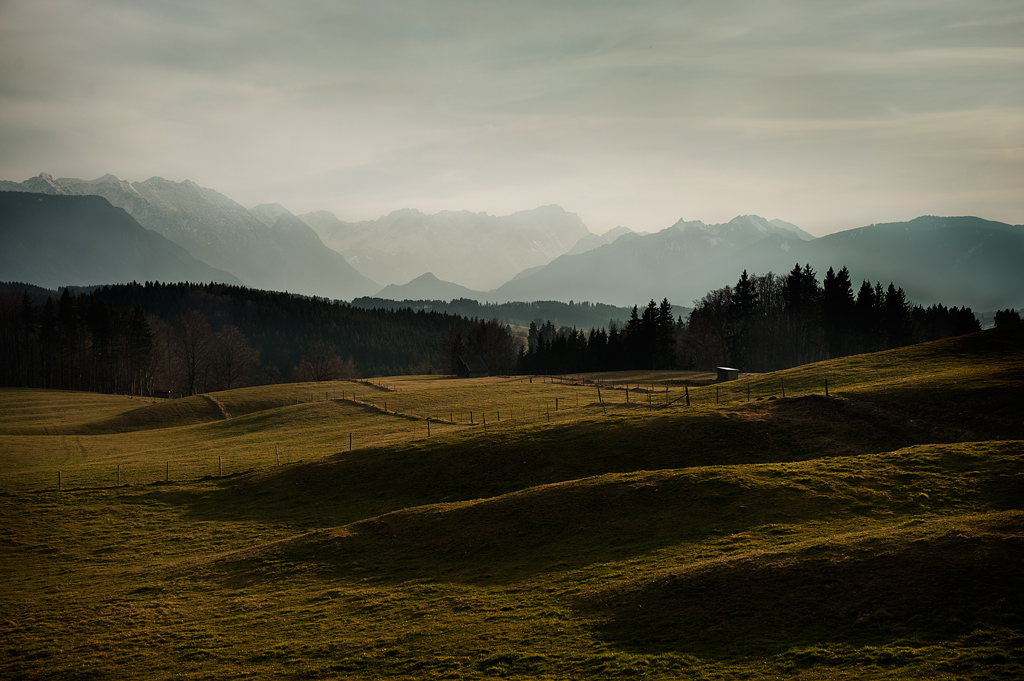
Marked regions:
[0,289,272,396]
[0,289,153,394]
[512,265,986,375]
[0,281,461,395]
[517,298,680,375]
[438,318,520,376]
[0,270,1007,394]
[680,265,981,371]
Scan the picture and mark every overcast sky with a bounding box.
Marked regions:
[1,0,1021,236]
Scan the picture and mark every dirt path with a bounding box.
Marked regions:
[204,395,232,420]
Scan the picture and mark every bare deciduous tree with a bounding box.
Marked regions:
[212,325,259,390]
[173,310,213,395]
[296,338,343,382]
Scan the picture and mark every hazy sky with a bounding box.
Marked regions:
[1,0,1021,236]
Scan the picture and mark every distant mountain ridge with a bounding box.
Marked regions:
[0,192,240,289]
[565,225,644,256]
[489,214,815,305]
[375,273,485,302]
[298,204,590,291]
[0,174,378,300]
[3,173,1018,312]
[488,214,1024,310]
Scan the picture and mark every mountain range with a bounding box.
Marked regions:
[0,192,239,289]
[297,205,590,291]
[2,173,1021,312]
[0,174,377,299]
[491,214,1024,310]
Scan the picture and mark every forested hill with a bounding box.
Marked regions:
[351,296,645,331]
[0,281,474,395]
[98,282,472,379]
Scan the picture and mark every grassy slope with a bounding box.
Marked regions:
[1,325,1022,679]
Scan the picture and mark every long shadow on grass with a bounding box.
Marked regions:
[573,512,1024,658]
[203,444,1023,589]
[147,392,987,532]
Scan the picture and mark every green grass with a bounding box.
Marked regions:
[1,325,1023,679]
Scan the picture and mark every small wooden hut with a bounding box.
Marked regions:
[716,366,740,382]
[457,355,489,378]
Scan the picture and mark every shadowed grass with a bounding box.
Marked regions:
[1,326,1023,679]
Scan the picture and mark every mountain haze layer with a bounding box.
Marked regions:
[299,205,589,291]
[374,273,485,302]
[489,215,1024,310]
[0,174,378,300]
[490,215,813,306]
[0,192,240,289]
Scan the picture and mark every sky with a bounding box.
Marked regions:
[1,0,1022,237]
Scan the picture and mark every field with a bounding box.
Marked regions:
[1,326,1022,679]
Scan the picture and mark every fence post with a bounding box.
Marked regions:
[716,385,719,404]
[276,445,280,465]
[555,397,558,411]
[686,385,690,407]
[117,463,121,486]
[825,378,829,397]
[349,433,353,451]
[427,419,430,437]
[626,387,629,403]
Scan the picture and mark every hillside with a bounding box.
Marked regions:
[0,174,379,300]
[1,325,1021,678]
[0,192,240,288]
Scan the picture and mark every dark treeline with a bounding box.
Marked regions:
[0,281,480,396]
[438,318,520,377]
[681,265,982,371]
[518,298,678,375]
[353,297,641,332]
[0,287,153,394]
[516,265,984,375]
[0,267,1002,395]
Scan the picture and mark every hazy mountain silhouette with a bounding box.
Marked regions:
[0,192,240,289]
[0,174,378,300]
[298,205,589,290]
[489,215,1024,310]
[565,225,644,255]
[375,273,486,302]
[489,215,811,306]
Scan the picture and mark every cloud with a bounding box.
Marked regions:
[1,0,1022,234]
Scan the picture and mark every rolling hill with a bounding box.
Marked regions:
[1,324,1021,678]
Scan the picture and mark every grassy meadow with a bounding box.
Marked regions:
[1,325,1022,679]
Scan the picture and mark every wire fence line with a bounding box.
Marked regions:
[3,374,836,493]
